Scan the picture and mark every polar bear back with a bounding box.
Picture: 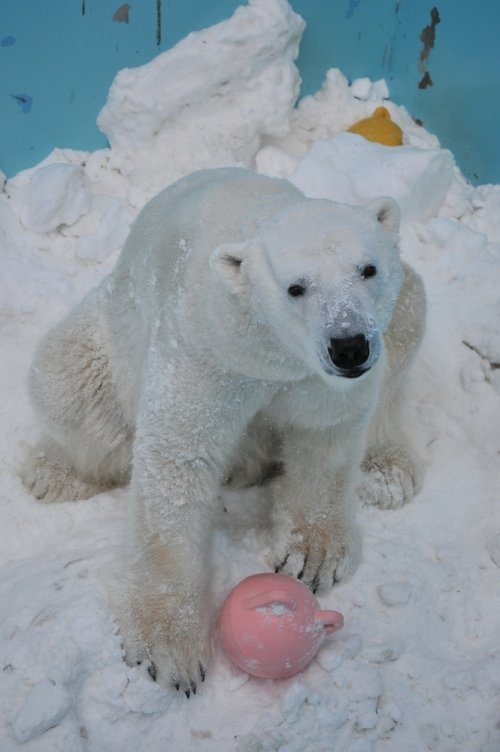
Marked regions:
[113,167,303,308]
[105,168,306,377]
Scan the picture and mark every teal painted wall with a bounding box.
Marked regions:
[1,1,499,184]
[293,0,500,185]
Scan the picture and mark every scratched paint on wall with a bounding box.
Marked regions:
[113,4,130,23]
[11,93,33,114]
[156,0,162,46]
[345,0,361,19]
[418,6,441,89]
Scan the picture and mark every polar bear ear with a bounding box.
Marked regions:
[209,242,247,294]
[367,196,400,241]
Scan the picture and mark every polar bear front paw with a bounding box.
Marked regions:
[120,589,210,697]
[359,447,422,510]
[270,519,361,593]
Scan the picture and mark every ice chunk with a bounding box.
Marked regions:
[291,132,454,223]
[21,163,91,233]
[12,679,71,743]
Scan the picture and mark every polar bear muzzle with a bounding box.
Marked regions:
[328,333,371,378]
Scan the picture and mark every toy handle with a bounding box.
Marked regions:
[243,590,297,612]
[315,609,344,635]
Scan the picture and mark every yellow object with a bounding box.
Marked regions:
[347,106,403,146]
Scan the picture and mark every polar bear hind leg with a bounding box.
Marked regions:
[21,303,133,502]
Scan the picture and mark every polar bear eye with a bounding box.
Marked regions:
[361,264,377,279]
[288,284,306,297]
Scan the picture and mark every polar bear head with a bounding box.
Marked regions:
[210,197,403,382]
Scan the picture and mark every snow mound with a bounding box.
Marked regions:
[290,132,455,222]
[20,163,91,233]
[97,0,305,195]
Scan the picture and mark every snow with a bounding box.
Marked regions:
[96,0,304,198]
[289,133,455,223]
[376,582,413,608]
[1,0,499,750]
[19,164,91,234]
[12,679,71,744]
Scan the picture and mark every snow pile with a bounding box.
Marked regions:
[97,0,304,196]
[289,133,454,223]
[1,1,500,751]
[19,164,91,234]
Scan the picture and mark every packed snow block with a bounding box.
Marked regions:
[20,163,91,233]
[291,133,455,223]
[12,679,71,743]
[97,0,304,162]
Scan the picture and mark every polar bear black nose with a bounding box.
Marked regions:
[328,334,370,375]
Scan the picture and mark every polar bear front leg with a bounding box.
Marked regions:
[119,351,269,694]
[121,513,213,697]
[270,422,365,593]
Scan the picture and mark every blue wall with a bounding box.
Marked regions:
[1,0,499,184]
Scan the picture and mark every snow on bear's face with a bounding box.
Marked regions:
[211,197,403,382]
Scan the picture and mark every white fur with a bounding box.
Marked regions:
[21,168,425,693]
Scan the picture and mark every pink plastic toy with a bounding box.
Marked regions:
[219,573,344,679]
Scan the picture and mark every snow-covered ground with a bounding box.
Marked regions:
[1,1,499,750]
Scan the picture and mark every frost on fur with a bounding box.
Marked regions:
[22,168,425,690]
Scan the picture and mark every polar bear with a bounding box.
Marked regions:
[22,167,425,695]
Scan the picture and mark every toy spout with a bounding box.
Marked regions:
[315,609,344,635]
